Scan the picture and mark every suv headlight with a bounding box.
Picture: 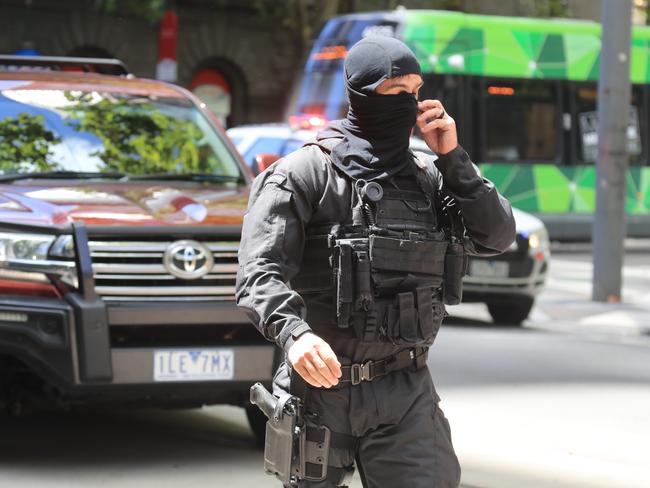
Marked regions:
[0,232,77,287]
[49,235,76,258]
[0,233,56,261]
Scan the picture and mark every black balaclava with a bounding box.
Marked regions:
[316,36,422,181]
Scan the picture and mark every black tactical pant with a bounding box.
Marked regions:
[273,361,461,488]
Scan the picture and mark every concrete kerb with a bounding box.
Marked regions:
[550,238,650,254]
[531,239,650,340]
[529,302,650,339]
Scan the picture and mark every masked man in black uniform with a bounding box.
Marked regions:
[236,37,516,488]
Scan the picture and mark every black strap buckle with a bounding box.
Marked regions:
[350,360,373,386]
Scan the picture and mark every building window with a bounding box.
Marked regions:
[574,85,644,165]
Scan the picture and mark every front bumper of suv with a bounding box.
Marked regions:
[0,221,276,408]
[0,295,276,405]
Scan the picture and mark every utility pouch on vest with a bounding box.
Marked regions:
[378,286,445,346]
[443,241,468,305]
[369,235,447,295]
[354,248,373,312]
[333,242,353,327]
[250,383,331,485]
[333,238,372,328]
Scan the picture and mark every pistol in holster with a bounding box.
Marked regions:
[250,382,331,486]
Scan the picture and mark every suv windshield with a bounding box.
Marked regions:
[0,82,243,180]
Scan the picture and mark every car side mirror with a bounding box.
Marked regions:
[254,153,280,174]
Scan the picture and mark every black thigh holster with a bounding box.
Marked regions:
[250,383,355,487]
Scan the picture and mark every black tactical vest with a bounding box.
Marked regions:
[292,140,466,346]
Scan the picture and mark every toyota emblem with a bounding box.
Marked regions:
[163,240,214,280]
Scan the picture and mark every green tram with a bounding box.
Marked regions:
[289,9,650,239]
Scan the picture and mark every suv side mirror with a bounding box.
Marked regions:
[254,153,280,174]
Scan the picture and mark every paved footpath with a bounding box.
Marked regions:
[443,246,650,488]
[532,249,650,339]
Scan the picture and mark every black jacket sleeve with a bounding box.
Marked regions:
[432,145,516,255]
[235,149,320,353]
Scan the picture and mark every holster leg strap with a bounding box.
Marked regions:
[326,465,355,487]
[304,425,357,485]
[306,426,357,449]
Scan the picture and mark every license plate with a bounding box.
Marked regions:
[469,260,510,278]
[154,349,234,382]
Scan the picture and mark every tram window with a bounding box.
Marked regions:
[419,74,466,145]
[483,80,559,162]
[574,85,644,165]
[420,74,461,115]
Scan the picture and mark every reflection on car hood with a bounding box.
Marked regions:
[0,177,544,236]
[0,181,249,227]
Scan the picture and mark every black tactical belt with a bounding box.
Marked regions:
[337,346,429,387]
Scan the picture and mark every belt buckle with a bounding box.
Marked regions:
[350,361,372,386]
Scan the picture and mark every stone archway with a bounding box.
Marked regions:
[189,58,247,128]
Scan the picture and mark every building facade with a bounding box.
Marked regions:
[1,0,609,126]
[1,0,304,127]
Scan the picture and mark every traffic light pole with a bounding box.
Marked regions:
[592,0,633,302]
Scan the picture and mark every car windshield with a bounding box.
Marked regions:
[0,81,243,180]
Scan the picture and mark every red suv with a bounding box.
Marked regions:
[0,56,274,437]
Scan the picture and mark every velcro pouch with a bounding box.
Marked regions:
[397,292,418,343]
[416,286,434,339]
[369,235,447,296]
[377,287,445,345]
[443,242,468,305]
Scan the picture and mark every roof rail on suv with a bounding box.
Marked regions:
[0,55,131,76]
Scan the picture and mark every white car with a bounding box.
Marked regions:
[227,123,549,325]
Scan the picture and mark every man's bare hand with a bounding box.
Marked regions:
[287,332,342,388]
[417,99,458,156]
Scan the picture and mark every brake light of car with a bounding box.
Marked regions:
[526,229,550,261]
[255,153,281,173]
[288,114,328,130]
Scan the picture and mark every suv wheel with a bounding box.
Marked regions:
[245,403,267,447]
[487,297,534,325]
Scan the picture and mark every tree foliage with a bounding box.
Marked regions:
[0,114,61,174]
[94,0,168,22]
[63,93,205,174]
[520,0,570,18]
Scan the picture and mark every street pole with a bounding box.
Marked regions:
[592,0,633,302]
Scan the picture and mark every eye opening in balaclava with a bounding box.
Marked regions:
[316,36,423,181]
